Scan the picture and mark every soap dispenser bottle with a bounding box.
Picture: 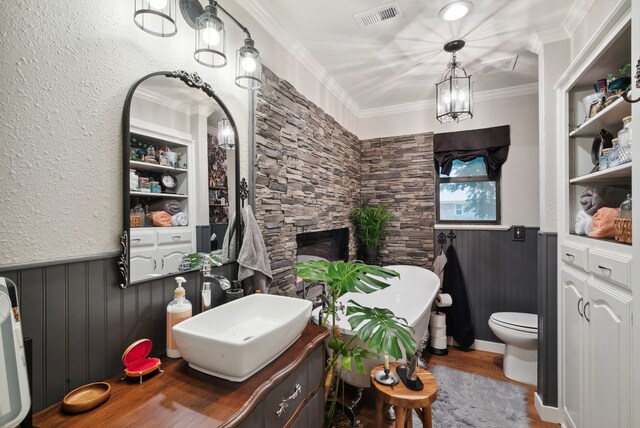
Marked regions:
[166,276,192,358]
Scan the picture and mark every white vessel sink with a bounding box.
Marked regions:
[172,293,312,382]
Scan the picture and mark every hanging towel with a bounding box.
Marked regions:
[221,211,237,263]
[151,211,172,227]
[171,212,188,226]
[433,248,448,289]
[440,245,475,349]
[237,205,273,293]
[574,210,593,235]
[149,199,182,216]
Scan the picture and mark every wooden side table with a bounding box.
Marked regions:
[370,362,438,428]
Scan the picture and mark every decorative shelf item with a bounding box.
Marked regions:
[569,162,632,184]
[62,382,111,413]
[570,97,630,138]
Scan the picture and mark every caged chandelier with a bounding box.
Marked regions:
[134,0,262,90]
[435,40,473,123]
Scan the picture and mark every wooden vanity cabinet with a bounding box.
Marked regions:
[33,324,329,428]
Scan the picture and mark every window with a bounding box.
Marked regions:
[436,157,500,223]
[433,125,509,224]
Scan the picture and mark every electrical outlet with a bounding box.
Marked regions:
[512,225,525,241]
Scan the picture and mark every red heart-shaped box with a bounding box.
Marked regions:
[122,339,161,378]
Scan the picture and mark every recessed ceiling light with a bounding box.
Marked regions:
[439,1,473,21]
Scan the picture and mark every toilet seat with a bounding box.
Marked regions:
[489,312,537,334]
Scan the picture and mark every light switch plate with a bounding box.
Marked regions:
[512,225,525,241]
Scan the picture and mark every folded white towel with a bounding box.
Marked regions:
[171,212,188,226]
[575,210,593,235]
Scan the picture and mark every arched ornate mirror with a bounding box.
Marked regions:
[119,71,241,288]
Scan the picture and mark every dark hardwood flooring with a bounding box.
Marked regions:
[352,347,559,427]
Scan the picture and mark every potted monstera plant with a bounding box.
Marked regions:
[295,260,416,428]
[349,199,393,262]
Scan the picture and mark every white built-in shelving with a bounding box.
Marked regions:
[569,162,632,184]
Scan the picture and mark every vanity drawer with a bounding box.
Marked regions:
[561,243,588,271]
[157,229,191,245]
[130,229,156,247]
[264,354,310,427]
[587,250,631,289]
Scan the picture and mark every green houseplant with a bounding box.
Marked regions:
[349,199,393,261]
[295,260,416,427]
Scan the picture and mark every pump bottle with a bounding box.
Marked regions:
[166,276,192,358]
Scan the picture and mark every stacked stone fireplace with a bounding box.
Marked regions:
[254,67,434,295]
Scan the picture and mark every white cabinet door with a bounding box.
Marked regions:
[130,247,158,283]
[587,281,631,428]
[561,268,587,428]
[158,244,192,275]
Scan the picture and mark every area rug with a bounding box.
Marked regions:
[411,364,530,428]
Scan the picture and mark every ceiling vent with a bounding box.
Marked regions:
[353,2,403,29]
[478,55,519,75]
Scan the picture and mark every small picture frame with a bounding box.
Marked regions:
[588,101,601,118]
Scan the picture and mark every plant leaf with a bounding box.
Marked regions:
[346,299,416,360]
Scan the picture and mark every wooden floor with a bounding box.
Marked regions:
[352,347,559,427]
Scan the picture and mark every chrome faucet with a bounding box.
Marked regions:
[200,259,231,290]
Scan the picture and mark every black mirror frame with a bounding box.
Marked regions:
[119,70,241,289]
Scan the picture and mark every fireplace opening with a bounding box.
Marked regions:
[296,228,349,262]
[295,228,349,299]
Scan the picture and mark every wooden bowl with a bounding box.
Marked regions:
[62,382,111,413]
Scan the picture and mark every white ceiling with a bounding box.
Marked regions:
[250,0,574,112]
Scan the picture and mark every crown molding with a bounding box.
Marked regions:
[555,2,630,90]
[234,0,361,117]
[134,88,192,115]
[527,27,569,54]
[562,0,597,37]
[358,83,538,119]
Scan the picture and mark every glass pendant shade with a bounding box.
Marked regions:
[194,6,227,68]
[436,59,473,123]
[134,0,177,37]
[235,39,262,90]
[217,118,235,149]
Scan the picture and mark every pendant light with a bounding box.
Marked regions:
[435,40,473,123]
[217,118,235,149]
[235,38,262,90]
[134,0,178,37]
[133,0,262,89]
[194,1,227,68]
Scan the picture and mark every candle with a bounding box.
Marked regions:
[384,354,389,370]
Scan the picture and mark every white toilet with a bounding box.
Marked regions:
[488,312,538,385]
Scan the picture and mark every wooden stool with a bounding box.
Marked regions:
[370,362,438,428]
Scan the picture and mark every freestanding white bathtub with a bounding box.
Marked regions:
[312,264,440,388]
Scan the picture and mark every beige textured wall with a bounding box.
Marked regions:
[0,0,358,267]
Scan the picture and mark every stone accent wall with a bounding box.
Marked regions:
[360,133,435,268]
[255,67,361,295]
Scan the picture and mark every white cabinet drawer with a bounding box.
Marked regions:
[130,229,156,247]
[587,250,631,289]
[561,243,588,271]
[157,229,192,245]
